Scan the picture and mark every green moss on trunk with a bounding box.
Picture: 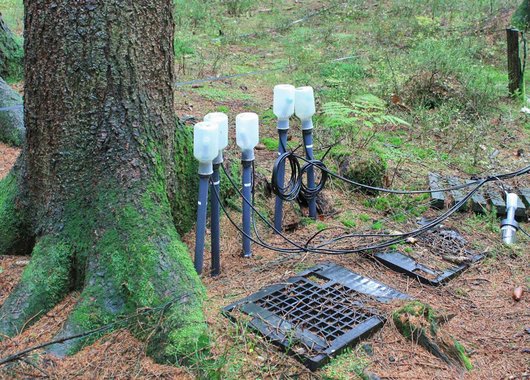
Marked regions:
[43,179,207,360]
[0,171,31,255]
[171,124,199,235]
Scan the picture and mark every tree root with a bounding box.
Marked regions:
[0,183,208,363]
[0,236,73,337]
[0,169,32,256]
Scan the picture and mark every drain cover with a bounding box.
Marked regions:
[374,228,483,286]
[223,263,408,370]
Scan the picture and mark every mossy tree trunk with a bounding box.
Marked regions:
[0,14,23,80]
[0,0,205,362]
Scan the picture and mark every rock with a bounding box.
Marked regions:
[362,343,374,356]
[513,286,524,302]
[0,77,25,147]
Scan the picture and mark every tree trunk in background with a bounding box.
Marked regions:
[0,14,23,80]
[0,77,25,146]
[0,0,205,362]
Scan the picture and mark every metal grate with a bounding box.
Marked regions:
[374,227,483,286]
[223,263,408,370]
[255,280,376,342]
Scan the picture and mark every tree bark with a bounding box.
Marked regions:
[0,0,205,362]
[0,14,23,80]
[0,77,25,146]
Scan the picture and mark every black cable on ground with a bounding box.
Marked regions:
[217,153,530,255]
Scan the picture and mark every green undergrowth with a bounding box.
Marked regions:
[364,193,430,222]
[321,347,370,380]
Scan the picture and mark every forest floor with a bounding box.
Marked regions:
[1,0,530,379]
[0,120,529,379]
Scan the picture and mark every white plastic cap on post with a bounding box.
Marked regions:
[236,112,259,160]
[506,193,518,209]
[273,84,295,122]
[204,112,229,151]
[194,121,219,175]
[294,86,316,121]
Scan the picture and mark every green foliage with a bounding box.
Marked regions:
[194,86,254,102]
[320,95,410,144]
[338,151,388,195]
[175,37,194,58]
[219,160,242,208]
[512,0,530,30]
[0,15,23,81]
[260,137,279,151]
[320,60,367,101]
[340,211,357,229]
[221,0,255,17]
[406,38,506,114]
[174,0,210,28]
[322,347,370,380]
[364,194,430,222]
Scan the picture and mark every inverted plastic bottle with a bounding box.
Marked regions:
[295,86,316,128]
[274,85,295,124]
[236,112,260,160]
[204,112,229,157]
[193,121,219,175]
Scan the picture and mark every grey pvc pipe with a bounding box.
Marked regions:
[302,127,317,219]
[241,157,253,257]
[194,174,210,274]
[274,120,289,232]
[210,164,221,276]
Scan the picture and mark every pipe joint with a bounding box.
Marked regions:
[301,119,314,131]
[277,119,289,130]
[198,162,213,176]
[241,149,255,162]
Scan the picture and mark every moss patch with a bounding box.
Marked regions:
[0,171,30,255]
[171,124,199,235]
[393,301,473,371]
[0,236,72,337]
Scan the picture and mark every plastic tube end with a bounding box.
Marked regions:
[506,193,519,209]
